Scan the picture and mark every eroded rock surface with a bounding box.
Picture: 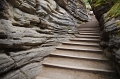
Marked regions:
[0,0,88,79]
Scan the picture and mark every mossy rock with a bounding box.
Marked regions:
[115,20,120,26]
[106,2,120,20]
[90,0,120,22]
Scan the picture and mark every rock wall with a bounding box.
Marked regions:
[89,0,120,75]
[0,0,88,79]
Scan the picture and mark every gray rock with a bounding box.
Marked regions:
[9,47,55,67]
[9,0,36,14]
[21,63,42,79]
[26,0,36,7]
[13,8,40,26]
[0,19,47,49]
[55,0,88,21]
[0,0,9,20]
[0,70,27,79]
[0,53,15,74]
[49,15,74,26]
[0,63,42,79]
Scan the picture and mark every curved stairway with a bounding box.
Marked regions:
[35,21,119,79]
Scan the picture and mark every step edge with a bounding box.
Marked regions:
[69,38,100,41]
[79,31,100,33]
[50,53,108,61]
[79,33,100,34]
[79,34,100,36]
[62,42,100,46]
[69,39,100,42]
[43,63,115,73]
[78,30,100,31]
[75,36,100,38]
[75,35,100,37]
[35,76,51,79]
[56,47,102,52]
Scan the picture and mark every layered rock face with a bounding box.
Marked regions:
[89,0,120,75]
[0,0,88,79]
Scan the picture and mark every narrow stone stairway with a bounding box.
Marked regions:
[35,21,119,79]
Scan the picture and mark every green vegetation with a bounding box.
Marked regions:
[90,0,120,21]
[89,0,119,7]
[116,21,120,26]
[106,2,120,19]
[83,0,89,5]
[83,0,91,10]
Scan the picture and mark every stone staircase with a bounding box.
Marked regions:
[35,21,119,79]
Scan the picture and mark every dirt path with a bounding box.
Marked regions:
[35,17,119,79]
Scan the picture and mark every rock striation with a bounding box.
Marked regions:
[0,0,88,79]
[89,0,120,76]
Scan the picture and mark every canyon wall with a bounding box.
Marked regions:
[89,0,120,75]
[0,0,88,79]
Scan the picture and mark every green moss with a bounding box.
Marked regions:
[106,2,120,20]
[115,21,120,36]
[90,0,118,7]
[116,21,120,26]
[83,0,89,5]
[90,0,109,7]
[118,30,120,36]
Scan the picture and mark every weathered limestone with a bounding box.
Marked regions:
[55,0,88,21]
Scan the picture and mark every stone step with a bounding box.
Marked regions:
[78,26,100,28]
[76,34,100,37]
[35,76,51,79]
[75,34,100,39]
[79,30,100,33]
[77,21,99,28]
[78,29,100,31]
[36,67,117,79]
[56,44,102,52]
[56,45,102,52]
[79,32,100,35]
[43,57,114,72]
[35,20,119,79]
[43,63,114,73]
[79,31,100,33]
[78,28,100,30]
[69,38,100,42]
[50,53,108,61]
[51,49,105,59]
[62,41,100,46]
